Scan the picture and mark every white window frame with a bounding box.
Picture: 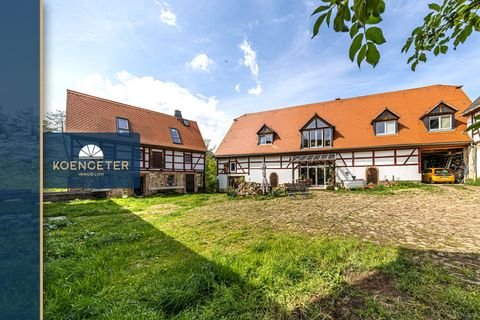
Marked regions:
[230,162,237,172]
[258,133,273,145]
[375,120,397,136]
[429,115,452,131]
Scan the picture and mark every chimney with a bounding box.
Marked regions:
[174,109,182,119]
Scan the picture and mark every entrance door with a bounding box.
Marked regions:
[317,166,325,186]
[301,165,332,186]
[185,174,195,193]
[269,172,279,188]
[366,167,379,185]
[308,167,316,186]
[134,176,144,195]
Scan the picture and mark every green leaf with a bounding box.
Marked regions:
[365,27,386,44]
[333,13,346,32]
[411,60,419,71]
[419,53,427,62]
[366,42,380,67]
[357,44,367,67]
[466,120,480,132]
[402,38,413,53]
[366,0,381,11]
[457,25,473,44]
[428,3,441,12]
[312,13,328,38]
[349,33,364,61]
[349,23,359,38]
[440,45,448,54]
[326,10,332,26]
[366,15,382,24]
[353,0,367,23]
[311,5,331,16]
[433,46,440,56]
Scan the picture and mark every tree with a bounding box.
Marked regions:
[311,0,480,70]
[204,139,218,193]
[43,110,65,133]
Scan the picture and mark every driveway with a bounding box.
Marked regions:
[200,186,480,253]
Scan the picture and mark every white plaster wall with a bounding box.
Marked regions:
[336,165,420,183]
[246,168,294,184]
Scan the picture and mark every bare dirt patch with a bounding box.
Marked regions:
[195,187,480,253]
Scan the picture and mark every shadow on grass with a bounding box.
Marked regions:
[43,199,285,319]
[44,197,480,319]
[294,248,480,320]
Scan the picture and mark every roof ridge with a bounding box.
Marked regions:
[237,84,462,118]
[67,89,197,123]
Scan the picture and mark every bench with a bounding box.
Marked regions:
[285,183,310,196]
[342,179,366,190]
[150,186,185,193]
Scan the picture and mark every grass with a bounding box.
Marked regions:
[341,181,438,195]
[44,193,480,319]
[465,179,480,186]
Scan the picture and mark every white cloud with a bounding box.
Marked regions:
[248,81,262,96]
[160,8,176,26]
[74,71,230,149]
[240,38,259,77]
[186,54,214,72]
[234,83,241,92]
[154,1,177,26]
[239,38,263,96]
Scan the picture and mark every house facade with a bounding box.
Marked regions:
[215,85,476,190]
[65,90,207,195]
[463,97,480,180]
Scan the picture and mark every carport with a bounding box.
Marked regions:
[420,147,466,182]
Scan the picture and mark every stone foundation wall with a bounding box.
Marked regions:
[108,188,134,198]
[144,171,192,195]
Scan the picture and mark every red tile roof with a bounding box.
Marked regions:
[216,85,472,157]
[65,90,207,152]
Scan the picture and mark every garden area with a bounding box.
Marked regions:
[43,185,480,319]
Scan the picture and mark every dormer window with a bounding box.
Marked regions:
[259,133,273,145]
[429,115,452,130]
[257,124,276,145]
[375,121,397,135]
[170,128,182,144]
[422,102,456,132]
[116,117,130,135]
[300,115,334,148]
[372,108,399,136]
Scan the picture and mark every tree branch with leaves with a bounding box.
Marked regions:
[311,0,480,70]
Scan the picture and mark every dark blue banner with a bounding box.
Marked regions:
[44,133,141,189]
[0,1,41,319]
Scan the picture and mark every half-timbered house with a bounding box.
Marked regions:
[65,90,207,195]
[463,97,480,180]
[215,85,476,190]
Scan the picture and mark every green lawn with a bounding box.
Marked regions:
[44,194,480,319]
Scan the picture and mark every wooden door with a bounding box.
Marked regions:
[185,174,195,193]
[269,172,278,188]
[366,167,379,185]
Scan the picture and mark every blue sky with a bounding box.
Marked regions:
[45,0,480,146]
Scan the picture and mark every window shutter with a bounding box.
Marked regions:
[152,151,163,168]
